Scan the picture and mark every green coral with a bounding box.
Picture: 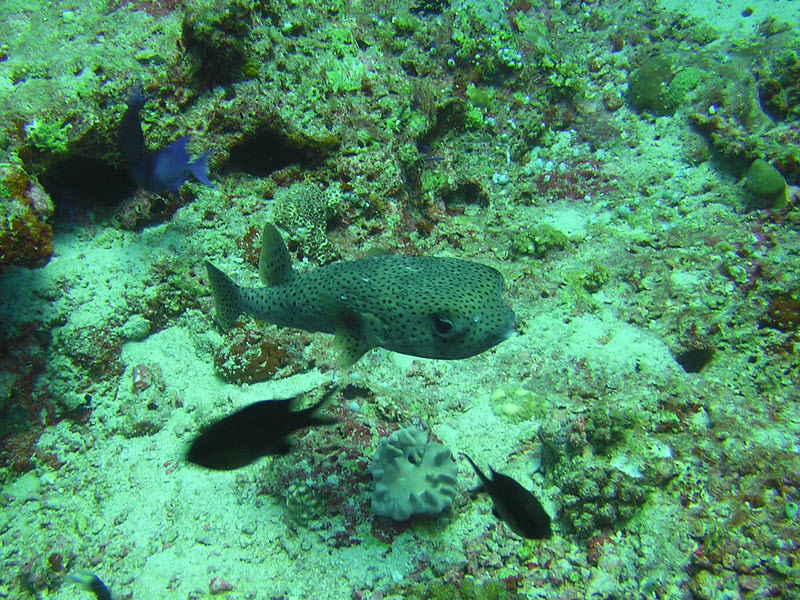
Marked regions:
[509,224,569,259]
[489,384,551,423]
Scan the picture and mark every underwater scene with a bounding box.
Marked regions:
[1,0,799,598]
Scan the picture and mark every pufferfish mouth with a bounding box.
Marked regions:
[471,310,516,349]
[490,322,515,347]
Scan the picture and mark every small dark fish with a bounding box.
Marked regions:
[118,86,214,196]
[463,454,552,540]
[187,387,337,470]
[71,571,112,600]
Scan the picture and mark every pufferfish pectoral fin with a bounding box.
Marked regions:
[321,294,374,367]
[333,326,372,368]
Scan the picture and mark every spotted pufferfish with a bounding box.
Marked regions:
[205,224,515,367]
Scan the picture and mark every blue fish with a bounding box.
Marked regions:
[118,87,214,196]
[71,572,112,600]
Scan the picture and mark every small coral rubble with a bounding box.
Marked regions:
[558,464,650,537]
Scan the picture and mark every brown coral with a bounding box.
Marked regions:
[0,215,53,270]
[212,323,311,384]
[0,162,54,270]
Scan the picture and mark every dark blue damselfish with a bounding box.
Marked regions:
[118,88,214,196]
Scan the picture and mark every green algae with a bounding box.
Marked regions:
[465,85,493,110]
[744,159,787,208]
[628,55,679,116]
[399,578,521,600]
[181,0,261,86]
[24,118,74,155]
[509,223,569,259]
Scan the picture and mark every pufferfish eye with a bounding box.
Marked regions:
[431,313,457,338]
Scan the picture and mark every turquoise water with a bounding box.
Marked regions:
[1,0,799,598]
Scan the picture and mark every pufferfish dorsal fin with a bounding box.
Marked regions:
[363,247,391,258]
[259,223,295,286]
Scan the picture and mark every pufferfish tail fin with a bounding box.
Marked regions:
[205,261,243,330]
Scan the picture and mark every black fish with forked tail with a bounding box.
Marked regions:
[463,454,553,540]
[187,386,337,470]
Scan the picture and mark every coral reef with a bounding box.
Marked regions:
[272,182,346,263]
[259,386,406,545]
[686,30,800,184]
[0,323,58,473]
[558,464,650,537]
[212,322,311,384]
[180,0,260,87]
[114,188,187,230]
[1,0,800,598]
[397,577,523,600]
